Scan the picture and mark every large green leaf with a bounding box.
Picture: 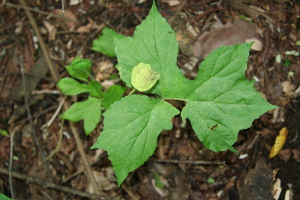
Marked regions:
[181,43,277,151]
[61,96,102,135]
[114,2,189,96]
[91,95,179,185]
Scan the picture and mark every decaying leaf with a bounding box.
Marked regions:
[269,127,288,158]
[193,18,262,59]
[43,20,57,41]
[272,178,282,200]
[52,9,79,30]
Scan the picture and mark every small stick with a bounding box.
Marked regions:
[20,56,44,158]
[41,96,66,129]
[18,0,102,194]
[9,130,14,199]
[43,119,64,162]
[61,0,64,17]
[4,2,76,22]
[169,0,187,24]
[18,0,60,81]
[0,167,108,199]
[31,89,61,95]
[65,106,103,195]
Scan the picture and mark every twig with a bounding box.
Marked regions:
[19,0,102,194]
[169,0,187,24]
[31,89,61,95]
[20,56,44,158]
[18,0,59,81]
[18,105,57,125]
[152,159,225,165]
[0,167,109,200]
[121,185,139,200]
[41,96,66,129]
[43,119,64,162]
[65,101,102,195]
[61,0,65,17]
[9,130,14,199]
[4,2,76,23]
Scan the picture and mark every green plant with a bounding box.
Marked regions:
[57,58,126,135]
[91,2,276,186]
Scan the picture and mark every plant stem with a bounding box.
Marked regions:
[128,88,136,96]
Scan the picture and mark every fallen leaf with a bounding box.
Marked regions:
[269,127,288,158]
[53,9,78,30]
[43,20,57,41]
[272,178,282,200]
[281,81,295,97]
[76,18,100,33]
[193,18,262,59]
[291,149,300,160]
[245,38,263,51]
[278,149,291,161]
[70,0,82,6]
[162,0,181,6]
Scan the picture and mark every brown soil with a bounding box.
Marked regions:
[0,0,299,199]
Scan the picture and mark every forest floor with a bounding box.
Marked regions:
[0,0,299,199]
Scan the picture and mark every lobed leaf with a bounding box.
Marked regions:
[114,2,189,96]
[181,43,277,151]
[91,95,179,185]
[61,96,102,135]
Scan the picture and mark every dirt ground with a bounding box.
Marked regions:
[0,0,299,199]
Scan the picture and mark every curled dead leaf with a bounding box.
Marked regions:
[269,127,288,158]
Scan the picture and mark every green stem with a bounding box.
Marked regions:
[128,88,136,96]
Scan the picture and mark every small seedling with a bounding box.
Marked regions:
[92,2,276,186]
[207,177,215,184]
[57,58,126,135]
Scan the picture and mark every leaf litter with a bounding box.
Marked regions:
[0,0,299,199]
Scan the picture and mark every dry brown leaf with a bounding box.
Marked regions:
[245,38,263,51]
[278,149,291,161]
[193,18,261,59]
[272,178,282,200]
[281,81,295,97]
[52,9,79,30]
[162,0,181,6]
[269,127,288,158]
[291,149,300,160]
[76,18,100,33]
[43,20,57,41]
